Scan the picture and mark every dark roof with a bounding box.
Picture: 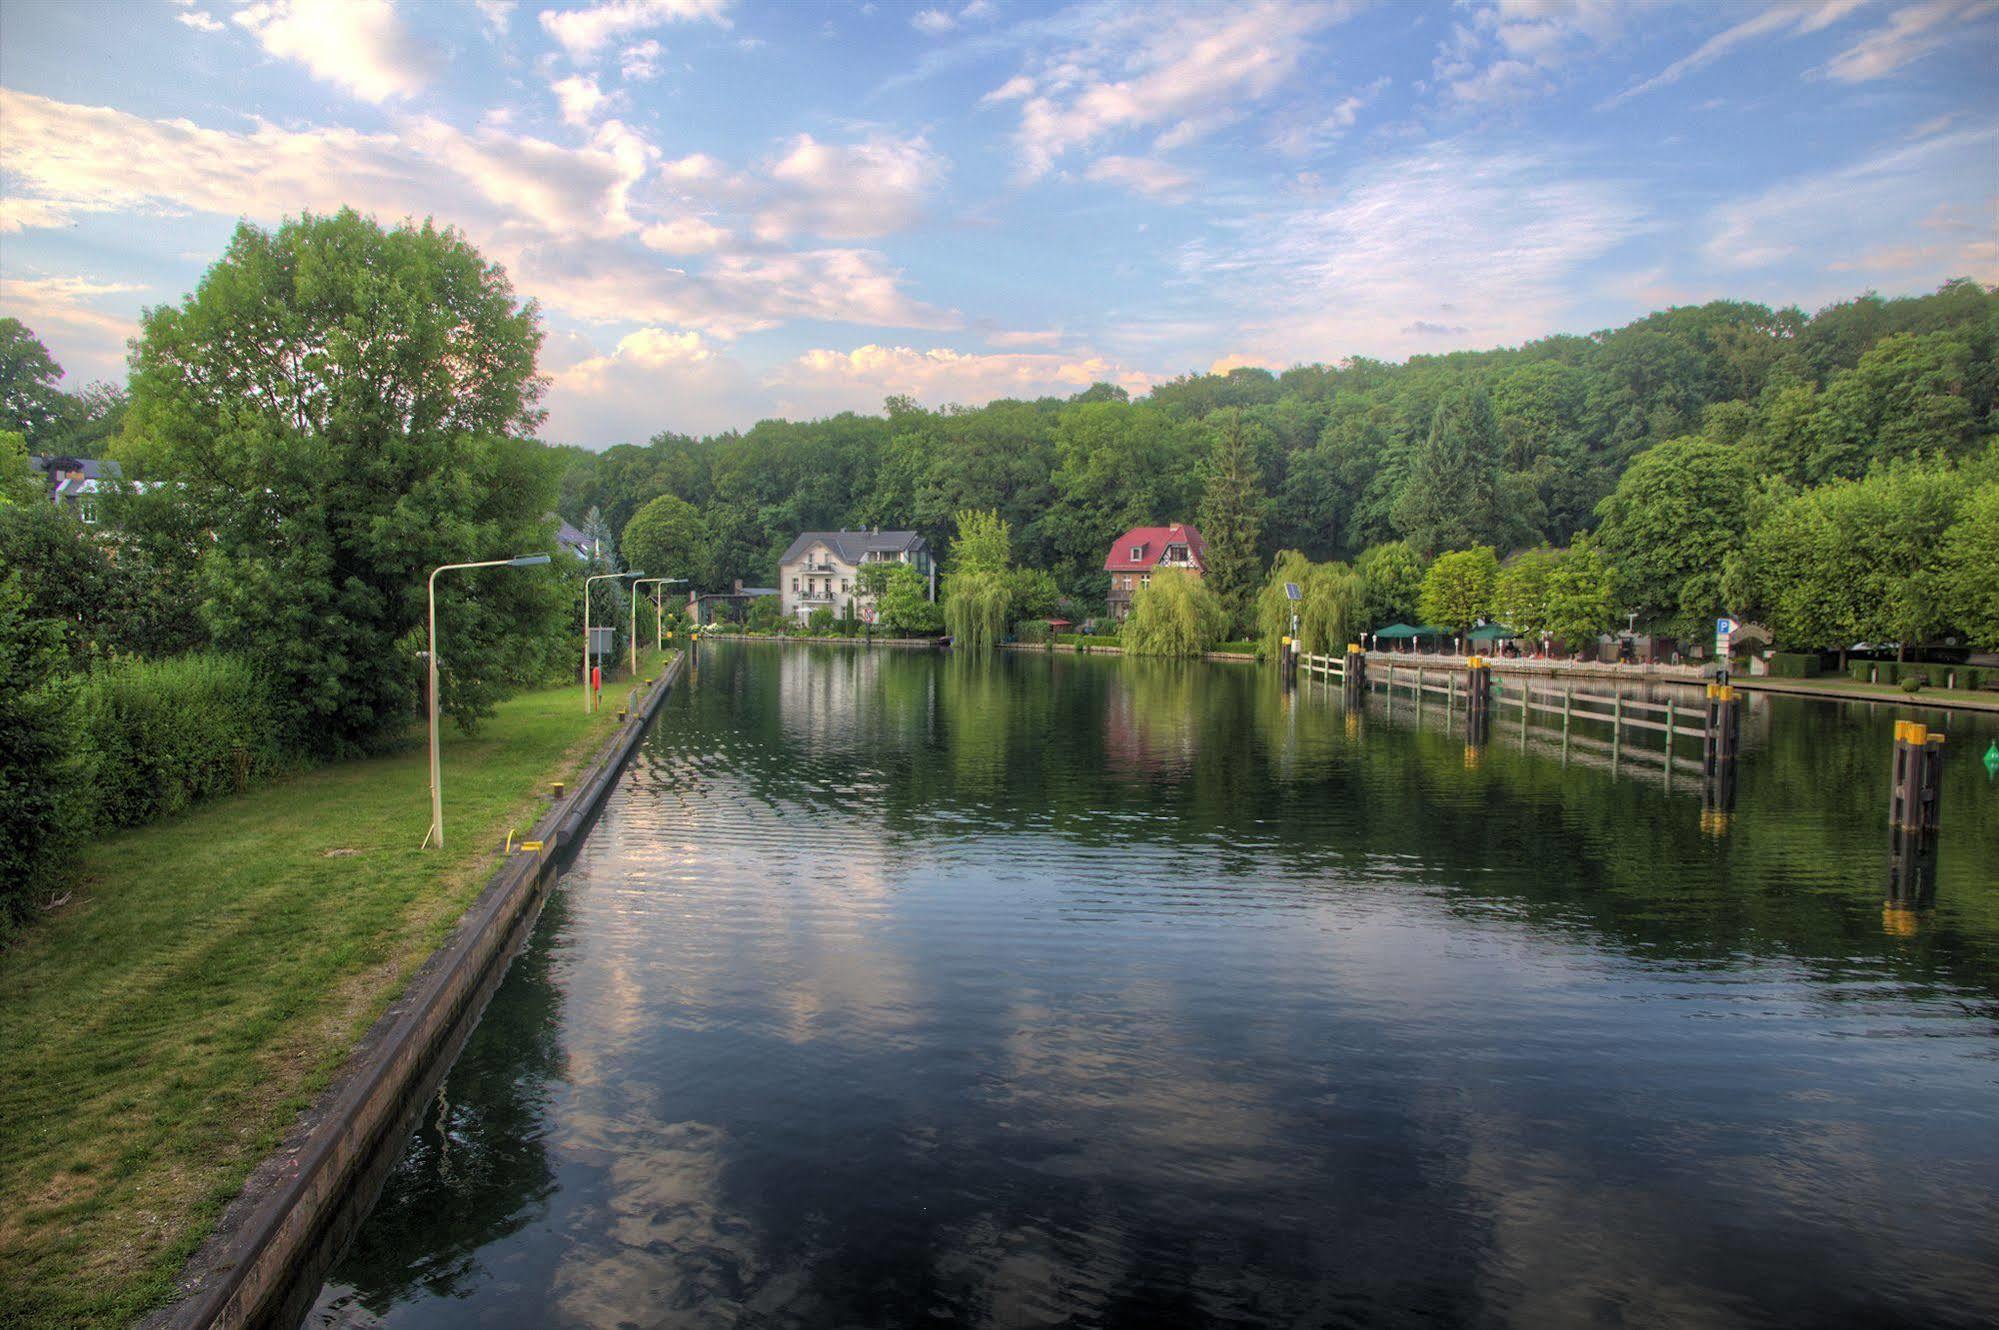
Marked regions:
[1104,523,1205,573]
[32,455,122,481]
[780,530,927,565]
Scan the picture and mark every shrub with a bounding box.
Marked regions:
[1900,672,1928,693]
[1766,652,1822,678]
[1015,619,1051,645]
[1,574,85,926]
[807,607,834,634]
[1212,640,1259,656]
[76,652,289,828]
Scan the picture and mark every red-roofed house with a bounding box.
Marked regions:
[1104,522,1206,621]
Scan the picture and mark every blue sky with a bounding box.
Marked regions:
[1,0,1993,447]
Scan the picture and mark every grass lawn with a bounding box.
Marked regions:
[0,650,674,1330]
[1738,675,1999,710]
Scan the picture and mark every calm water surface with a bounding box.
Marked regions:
[311,644,1999,1329]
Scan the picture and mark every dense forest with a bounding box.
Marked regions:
[554,279,1998,641]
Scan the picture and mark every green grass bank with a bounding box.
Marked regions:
[0,650,672,1330]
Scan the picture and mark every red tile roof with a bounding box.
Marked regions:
[1104,523,1205,572]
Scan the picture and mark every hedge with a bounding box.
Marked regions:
[1765,652,1821,678]
[1847,660,1989,690]
[77,652,290,829]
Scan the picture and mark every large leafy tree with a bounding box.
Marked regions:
[1592,437,1756,636]
[1541,537,1618,650]
[621,492,709,589]
[124,210,561,752]
[1493,546,1562,638]
[1416,546,1499,639]
[1255,552,1363,659]
[1939,479,1999,649]
[1197,413,1266,634]
[0,318,69,447]
[1354,540,1425,629]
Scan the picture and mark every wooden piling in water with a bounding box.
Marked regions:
[1465,656,1492,744]
[1702,683,1741,776]
[1889,721,1945,835]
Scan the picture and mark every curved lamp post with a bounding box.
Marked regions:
[630,577,688,666]
[425,554,552,850]
[583,569,644,712]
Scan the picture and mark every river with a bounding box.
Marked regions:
[308,642,1999,1329]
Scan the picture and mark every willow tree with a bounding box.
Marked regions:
[1255,552,1362,658]
[942,508,1014,654]
[1124,570,1228,657]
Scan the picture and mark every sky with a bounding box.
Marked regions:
[1,0,1994,448]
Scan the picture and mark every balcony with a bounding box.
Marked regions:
[796,590,835,603]
[800,562,838,574]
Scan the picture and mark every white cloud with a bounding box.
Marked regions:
[538,0,731,62]
[1269,75,1389,155]
[986,328,1064,347]
[751,133,946,240]
[1602,1,1869,108]
[640,216,731,253]
[1705,122,1999,282]
[1820,0,1996,82]
[912,7,956,34]
[991,1,1351,177]
[546,326,754,440]
[1084,155,1193,200]
[1434,0,1631,107]
[1198,139,1649,358]
[0,88,950,339]
[232,0,432,104]
[176,8,225,32]
[474,0,517,36]
[620,37,663,79]
[0,274,146,381]
[551,73,614,125]
[1208,352,1278,373]
[769,343,1155,415]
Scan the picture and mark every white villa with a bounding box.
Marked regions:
[779,529,935,624]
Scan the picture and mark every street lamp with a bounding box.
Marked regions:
[583,570,644,711]
[424,554,552,850]
[630,577,688,664]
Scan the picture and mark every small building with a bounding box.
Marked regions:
[30,455,124,523]
[554,518,597,563]
[778,529,934,624]
[1103,523,1205,621]
[690,581,780,626]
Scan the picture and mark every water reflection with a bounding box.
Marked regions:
[313,643,1999,1329]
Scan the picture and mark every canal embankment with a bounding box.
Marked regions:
[0,650,679,1330]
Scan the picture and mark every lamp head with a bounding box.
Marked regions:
[508,554,552,567]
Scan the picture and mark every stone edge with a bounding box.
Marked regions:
[145,650,687,1330]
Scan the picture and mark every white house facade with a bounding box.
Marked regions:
[778,529,935,624]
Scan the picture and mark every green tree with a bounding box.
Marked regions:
[1493,546,1561,638]
[1196,413,1265,634]
[0,318,69,447]
[1354,540,1425,629]
[1394,386,1504,555]
[1,429,43,505]
[1416,547,1499,640]
[1255,551,1363,659]
[621,493,709,589]
[1123,569,1228,657]
[1592,437,1756,636]
[859,561,942,634]
[1939,480,1999,649]
[1541,537,1617,650]
[942,508,1014,653]
[124,211,560,752]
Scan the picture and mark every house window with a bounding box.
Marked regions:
[791,577,798,592]
[841,579,849,593]
[1129,545,1143,561]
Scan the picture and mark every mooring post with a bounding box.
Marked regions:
[1702,682,1741,776]
[1465,655,1492,744]
[1282,635,1298,687]
[1890,721,1946,835]
[1700,757,1737,837]
[1344,643,1366,704]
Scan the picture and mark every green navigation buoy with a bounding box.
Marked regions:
[1985,740,1999,777]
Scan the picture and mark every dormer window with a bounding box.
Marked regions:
[1129,545,1143,562]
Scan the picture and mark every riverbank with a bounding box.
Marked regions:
[1734,675,1999,713]
[0,651,671,1330]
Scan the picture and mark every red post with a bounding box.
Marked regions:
[591,664,601,710]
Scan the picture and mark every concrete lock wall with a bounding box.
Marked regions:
[146,651,690,1330]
